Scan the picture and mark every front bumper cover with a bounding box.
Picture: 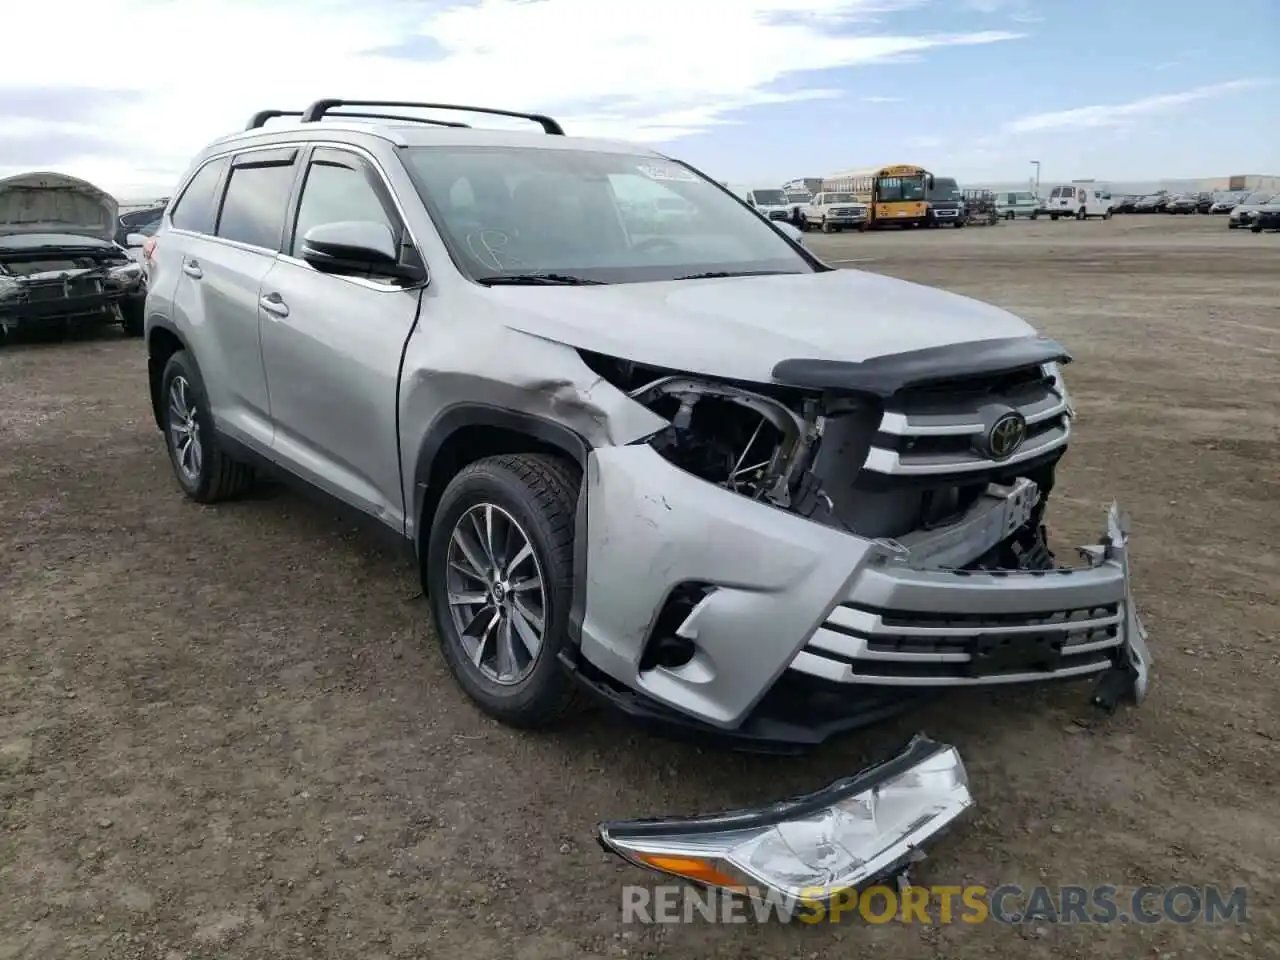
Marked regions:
[570,446,1151,750]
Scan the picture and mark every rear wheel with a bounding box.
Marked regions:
[159,350,254,503]
[426,454,582,728]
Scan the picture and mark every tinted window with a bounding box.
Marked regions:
[216,159,296,250]
[169,158,228,234]
[291,156,397,258]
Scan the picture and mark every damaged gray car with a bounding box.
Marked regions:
[0,172,147,339]
[143,100,1152,905]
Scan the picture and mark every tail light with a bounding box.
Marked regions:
[142,237,157,263]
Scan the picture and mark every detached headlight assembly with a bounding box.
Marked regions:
[597,735,972,904]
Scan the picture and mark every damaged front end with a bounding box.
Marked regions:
[566,338,1152,751]
[0,252,143,332]
[580,339,1152,906]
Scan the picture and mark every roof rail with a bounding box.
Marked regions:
[245,108,471,131]
[246,110,302,130]
[299,99,565,135]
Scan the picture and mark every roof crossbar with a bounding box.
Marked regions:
[246,108,471,131]
[299,99,565,135]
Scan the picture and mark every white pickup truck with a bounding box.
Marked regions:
[803,191,869,233]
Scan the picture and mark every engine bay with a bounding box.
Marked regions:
[580,348,1062,564]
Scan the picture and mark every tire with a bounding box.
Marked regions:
[1076,208,1086,221]
[426,453,583,728]
[159,350,254,503]
[1252,222,1263,233]
[821,220,833,234]
[1050,213,1059,221]
[1228,222,1238,229]
[119,295,145,337]
[955,220,966,228]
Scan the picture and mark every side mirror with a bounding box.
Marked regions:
[126,232,148,247]
[300,221,425,283]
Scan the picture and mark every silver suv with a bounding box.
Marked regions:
[143,99,1151,751]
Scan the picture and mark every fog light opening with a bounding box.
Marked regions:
[640,581,714,671]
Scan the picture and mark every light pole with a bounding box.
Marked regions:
[1030,160,1041,197]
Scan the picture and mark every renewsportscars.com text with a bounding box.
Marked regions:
[622,883,1251,925]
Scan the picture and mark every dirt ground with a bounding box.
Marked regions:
[1,214,1276,960]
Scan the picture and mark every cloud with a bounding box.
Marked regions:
[1003,79,1271,134]
[862,95,905,103]
[0,0,1020,193]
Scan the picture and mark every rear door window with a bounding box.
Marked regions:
[215,150,299,251]
[168,157,229,234]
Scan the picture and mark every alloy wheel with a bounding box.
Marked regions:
[445,503,547,685]
[168,376,204,483]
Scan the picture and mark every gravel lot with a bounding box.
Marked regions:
[2,214,1276,960]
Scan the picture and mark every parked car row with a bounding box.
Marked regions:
[1112,190,1260,216]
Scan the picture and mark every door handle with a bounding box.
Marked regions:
[259,292,289,318]
[182,260,203,279]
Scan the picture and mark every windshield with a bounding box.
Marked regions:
[750,189,787,205]
[878,176,926,202]
[402,146,812,284]
[824,193,857,204]
[928,178,962,201]
[1243,192,1272,205]
[785,192,811,203]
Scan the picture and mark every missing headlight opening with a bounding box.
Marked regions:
[583,348,1062,553]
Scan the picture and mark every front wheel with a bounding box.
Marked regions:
[426,454,582,728]
[1252,222,1263,233]
[821,220,834,234]
[119,296,145,337]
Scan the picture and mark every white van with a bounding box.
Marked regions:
[1045,185,1113,220]
[733,186,793,223]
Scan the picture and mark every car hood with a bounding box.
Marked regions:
[0,172,119,242]
[489,269,1038,384]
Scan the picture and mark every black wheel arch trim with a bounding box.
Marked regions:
[411,402,591,538]
[145,319,199,431]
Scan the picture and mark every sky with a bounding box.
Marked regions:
[1,0,1276,198]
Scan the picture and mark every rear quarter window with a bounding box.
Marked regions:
[169,157,229,234]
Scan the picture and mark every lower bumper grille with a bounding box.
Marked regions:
[793,599,1123,685]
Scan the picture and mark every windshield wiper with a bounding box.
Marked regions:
[673,270,799,281]
[478,273,607,286]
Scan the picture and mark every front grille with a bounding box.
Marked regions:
[25,276,103,302]
[860,363,1072,480]
[791,596,1124,686]
[831,207,863,217]
[767,210,788,221]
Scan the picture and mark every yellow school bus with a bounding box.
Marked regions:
[822,164,932,228]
